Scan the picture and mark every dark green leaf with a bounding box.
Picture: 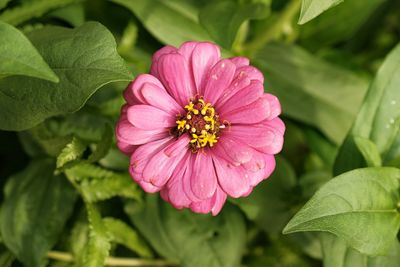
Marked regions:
[103,217,153,258]
[298,0,343,25]
[283,167,400,256]
[110,0,212,46]
[87,124,113,163]
[255,43,368,144]
[0,21,58,82]
[0,159,77,267]
[125,196,245,267]
[199,0,270,48]
[0,22,131,131]
[335,43,400,174]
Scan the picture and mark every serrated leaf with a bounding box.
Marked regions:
[80,203,110,267]
[0,22,132,131]
[56,137,87,169]
[298,0,344,25]
[199,0,270,49]
[66,163,142,202]
[354,136,382,167]
[335,43,400,174]
[110,0,213,46]
[0,0,81,26]
[0,21,58,82]
[0,159,77,267]
[103,217,153,258]
[283,167,400,256]
[125,195,245,267]
[254,43,368,144]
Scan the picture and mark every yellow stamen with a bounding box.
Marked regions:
[176,120,186,130]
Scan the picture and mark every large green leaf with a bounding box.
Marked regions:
[199,0,270,49]
[110,0,213,47]
[283,167,400,256]
[254,43,368,144]
[0,22,131,131]
[125,195,246,267]
[298,0,343,25]
[334,43,400,174]
[321,234,400,267]
[0,21,58,82]
[0,159,77,267]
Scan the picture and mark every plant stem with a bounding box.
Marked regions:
[243,0,301,54]
[47,251,177,267]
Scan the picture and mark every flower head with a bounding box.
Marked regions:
[116,41,285,215]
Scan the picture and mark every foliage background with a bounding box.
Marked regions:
[0,0,400,266]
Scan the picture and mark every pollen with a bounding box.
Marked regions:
[175,97,223,152]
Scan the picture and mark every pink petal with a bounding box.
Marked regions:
[189,42,221,94]
[127,105,175,130]
[138,180,162,193]
[190,196,216,214]
[150,45,177,78]
[264,93,282,119]
[215,70,252,108]
[142,135,190,187]
[164,162,192,208]
[218,80,264,114]
[213,155,250,198]
[116,118,168,145]
[203,59,236,104]
[217,135,253,164]
[116,140,137,155]
[140,82,183,114]
[123,74,165,105]
[157,53,196,106]
[236,65,264,83]
[211,188,227,216]
[129,137,172,187]
[177,41,198,59]
[191,152,218,200]
[229,56,249,68]
[221,95,270,124]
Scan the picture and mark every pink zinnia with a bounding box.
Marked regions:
[116,41,285,215]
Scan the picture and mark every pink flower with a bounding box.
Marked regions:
[116,41,285,215]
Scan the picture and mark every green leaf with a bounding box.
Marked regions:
[199,0,270,49]
[254,43,368,144]
[0,0,82,26]
[56,137,87,169]
[0,159,77,267]
[110,0,213,46]
[0,0,11,10]
[87,124,113,163]
[298,0,343,25]
[103,217,153,258]
[80,203,110,267]
[0,21,58,82]
[299,0,386,48]
[335,43,400,174]
[233,156,298,235]
[66,163,142,202]
[283,167,400,256]
[125,195,246,267]
[0,22,131,131]
[354,136,382,167]
[321,234,400,267]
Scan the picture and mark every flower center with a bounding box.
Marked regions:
[174,98,222,152]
